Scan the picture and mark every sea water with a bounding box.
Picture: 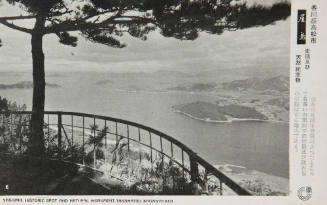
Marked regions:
[0,73,289,178]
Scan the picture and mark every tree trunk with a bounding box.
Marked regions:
[28,17,46,156]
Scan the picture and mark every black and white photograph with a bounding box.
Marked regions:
[0,0,291,196]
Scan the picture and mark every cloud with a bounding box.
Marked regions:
[0,1,290,76]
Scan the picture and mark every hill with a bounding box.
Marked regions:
[222,76,289,92]
[265,97,289,110]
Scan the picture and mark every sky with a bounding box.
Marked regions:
[0,0,290,75]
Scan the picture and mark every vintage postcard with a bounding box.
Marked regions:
[0,0,326,204]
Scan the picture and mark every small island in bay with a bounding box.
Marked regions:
[0,81,60,89]
[167,82,217,92]
[173,101,268,122]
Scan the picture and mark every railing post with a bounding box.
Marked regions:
[47,114,50,151]
[127,125,130,152]
[105,120,107,172]
[115,122,118,141]
[160,136,166,191]
[149,132,153,163]
[219,180,223,195]
[93,117,96,168]
[71,115,74,147]
[57,113,62,160]
[190,154,200,195]
[181,150,185,182]
[10,114,13,139]
[138,128,141,163]
[82,116,85,165]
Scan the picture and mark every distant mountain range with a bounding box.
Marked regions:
[166,75,289,93]
[222,75,289,92]
[0,81,60,89]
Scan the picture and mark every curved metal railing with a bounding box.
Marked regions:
[0,111,251,195]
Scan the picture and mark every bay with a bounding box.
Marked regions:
[0,73,289,178]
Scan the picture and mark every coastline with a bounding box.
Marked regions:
[172,108,289,124]
[214,164,289,195]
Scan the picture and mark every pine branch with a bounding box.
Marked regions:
[44,15,156,34]
[0,15,36,21]
[0,20,32,34]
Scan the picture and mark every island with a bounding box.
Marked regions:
[0,81,60,89]
[172,101,268,122]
